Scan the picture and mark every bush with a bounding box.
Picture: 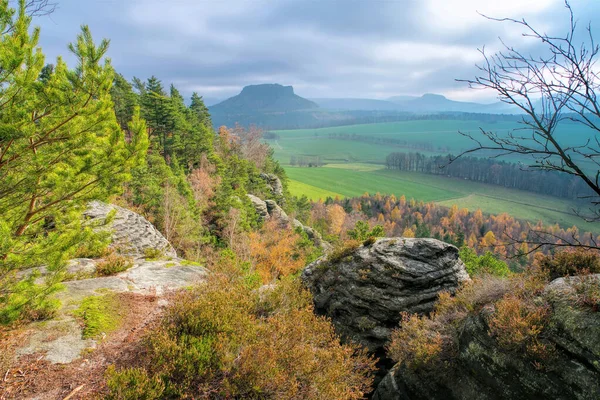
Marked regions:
[488,294,551,359]
[459,247,511,277]
[73,294,122,339]
[143,248,164,261]
[106,273,375,399]
[95,254,134,276]
[571,273,600,311]
[105,366,165,400]
[535,248,600,280]
[387,312,447,370]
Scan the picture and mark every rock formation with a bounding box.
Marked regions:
[247,194,329,250]
[302,238,469,353]
[373,274,600,400]
[84,201,177,259]
[260,173,284,196]
[16,202,207,365]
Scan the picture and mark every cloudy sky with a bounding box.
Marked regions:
[34,0,600,103]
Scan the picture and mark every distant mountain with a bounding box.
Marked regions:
[310,94,518,114]
[388,93,517,114]
[210,84,318,114]
[387,95,419,102]
[202,97,222,107]
[310,98,399,111]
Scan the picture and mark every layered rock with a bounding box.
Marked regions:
[84,201,177,259]
[247,194,329,250]
[302,238,469,353]
[260,173,283,196]
[373,274,600,400]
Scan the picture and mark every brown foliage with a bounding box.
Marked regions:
[248,220,311,283]
[106,274,375,399]
[535,248,600,280]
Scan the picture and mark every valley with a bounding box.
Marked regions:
[267,120,600,233]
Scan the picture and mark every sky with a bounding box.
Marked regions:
[32,0,600,103]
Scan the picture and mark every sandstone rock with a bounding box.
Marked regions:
[84,201,177,259]
[15,203,207,366]
[17,259,208,365]
[247,194,330,251]
[373,274,600,400]
[260,173,284,196]
[247,194,270,221]
[302,238,469,353]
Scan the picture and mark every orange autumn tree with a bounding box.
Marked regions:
[249,220,311,283]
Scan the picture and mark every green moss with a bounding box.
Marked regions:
[180,260,202,267]
[144,248,164,261]
[73,294,122,339]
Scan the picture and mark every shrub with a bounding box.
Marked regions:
[459,246,511,277]
[95,254,134,276]
[328,240,361,264]
[106,273,375,399]
[488,294,551,359]
[387,312,447,370]
[571,273,600,311]
[248,220,317,283]
[105,366,165,400]
[535,248,600,280]
[73,294,122,339]
[143,248,164,261]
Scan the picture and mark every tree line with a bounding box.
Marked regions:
[385,152,594,200]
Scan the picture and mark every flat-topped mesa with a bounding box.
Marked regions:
[302,237,469,353]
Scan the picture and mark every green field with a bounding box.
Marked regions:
[286,164,600,233]
[268,119,596,170]
[272,119,600,232]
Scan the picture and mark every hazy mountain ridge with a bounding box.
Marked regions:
[311,93,517,114]
[210,84,318,114]
[209,84,521,129]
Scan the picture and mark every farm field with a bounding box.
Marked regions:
[268,119,596,170]
[286,164,600,233]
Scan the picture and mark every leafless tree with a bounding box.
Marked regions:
[453,1,600,252]
[4,1,56,33]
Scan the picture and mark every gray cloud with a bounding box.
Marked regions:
[34,0,600,102]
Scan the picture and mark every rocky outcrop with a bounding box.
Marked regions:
[260,173,283,196]
[16,203,207,365]
[84,201,177,259]
[247,194,329,250]
[248,194,270,221]
[302,238,469,353]
[373,274,600,400]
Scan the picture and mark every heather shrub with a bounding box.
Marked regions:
[105,366,165,400]
[488,294,551,359]
[535,248,600,280]
[106,272,375,399]
[571,273,600,311]
[95,253,134,276]
[388,269,553,372]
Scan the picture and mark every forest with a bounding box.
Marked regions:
[385,152,595,200]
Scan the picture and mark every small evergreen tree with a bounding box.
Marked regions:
[0,1,148,323]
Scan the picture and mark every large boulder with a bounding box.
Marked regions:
[373,274,600,400]
[84,201,177,259]
[302,238,469,353]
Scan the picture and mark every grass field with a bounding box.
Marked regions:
[286,164,600,233]
[268,119,596,170]
[271,119,600,232]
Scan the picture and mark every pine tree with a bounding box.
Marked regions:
[0,2,148,323]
